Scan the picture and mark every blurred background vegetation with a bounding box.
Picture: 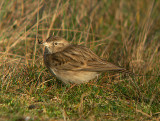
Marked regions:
[0,0,160,120]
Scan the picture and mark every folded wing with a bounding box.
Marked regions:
[47,45,126,73]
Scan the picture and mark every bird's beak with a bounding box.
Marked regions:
[42,42,51,47]
[37,39,51,47]
[43,42,50,47]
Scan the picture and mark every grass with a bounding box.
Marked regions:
[0,0,160,120]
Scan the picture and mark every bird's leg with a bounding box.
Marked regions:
[96,74,100,82]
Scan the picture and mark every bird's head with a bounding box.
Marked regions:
[39,36,70,54]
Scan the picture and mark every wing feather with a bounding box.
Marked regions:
[45,45,125,72]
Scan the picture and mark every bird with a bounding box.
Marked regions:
[39,35,132,84]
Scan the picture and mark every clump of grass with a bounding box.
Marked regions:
[0,0,160,120]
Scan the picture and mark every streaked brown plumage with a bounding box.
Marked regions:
[40,36,130,84]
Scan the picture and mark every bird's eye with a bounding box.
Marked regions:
[54,42,58,45]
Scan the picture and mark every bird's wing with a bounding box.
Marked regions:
[47,45,125,72]
[79,61,125,72]
[45,45,85,70]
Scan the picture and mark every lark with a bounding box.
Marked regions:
[39,35,131,84]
